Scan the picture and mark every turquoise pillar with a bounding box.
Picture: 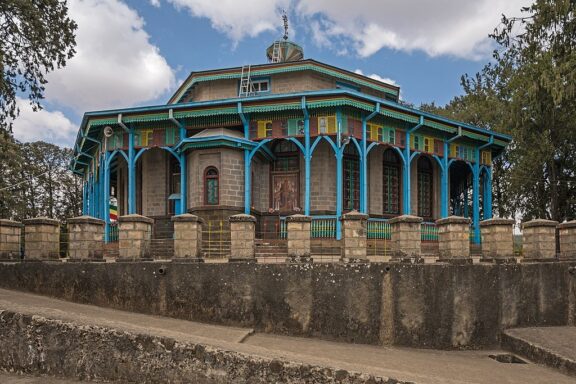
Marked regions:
[441,141,449,217]
[303,98,311,216]
[335,150,343,240]
[360,104,379,214]
[103,151,110,242]
[403,131,411,215]
[128,129,136,214]
[472,148,480,243]
[484,167,493,219]
[82,181,88,215]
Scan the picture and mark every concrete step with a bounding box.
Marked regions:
[501,327,576,377]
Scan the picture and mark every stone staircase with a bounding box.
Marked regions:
[255,239,287,262]
[149,238,174,260]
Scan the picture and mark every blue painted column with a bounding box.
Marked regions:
[100,154,105,219]
[335,150,343,240]
[82,181,88,215]
[403,131,411,214]
[103,151,110,242]
[484,167,493,219]
[244,149,251,214]
[303,105,311,216]
[128,129,136,214]
[360,118,368,213]
[472,148,481,243]
[179,125,187,214]
[441,141,449,217]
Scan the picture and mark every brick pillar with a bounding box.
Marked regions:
[286,214,312,263]
[558,220,576,261]
[389,215,423,262]
[480,218,516,263]
[522,219,558,261]
[340,210,369,263]
[436,216,472,264]
[23,217,60,261]
[67,216,105,262]
[117,214,153,261]
[229,214,256,262]
[172,213,204,262]
[0,219,23,261]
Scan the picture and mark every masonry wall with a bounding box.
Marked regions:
[141,148,167,217]
[0,262,573,349]
[310,140,336,213]
[188,70,394,103]
[187,148,244,209]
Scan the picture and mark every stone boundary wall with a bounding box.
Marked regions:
[0,262,574,349]
[0,310,401,384]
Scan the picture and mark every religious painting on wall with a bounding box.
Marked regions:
[271,173,299,212]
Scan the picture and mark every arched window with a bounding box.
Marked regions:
[343,144,360,211]
[417,156,433,218]
[204,167,219,205]
[383,149,400,214]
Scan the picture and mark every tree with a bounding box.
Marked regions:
[421,0,576,222]
[0,0,77,133]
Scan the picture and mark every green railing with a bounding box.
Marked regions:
[108,224,119,243]
[421,222,438,242]
[367,219,391,239]
[311,216,337,238]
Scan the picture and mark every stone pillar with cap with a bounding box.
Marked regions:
[0,219,23,261]
[480,218,516,262]
[229,214,256,262]
[522,219,558,261]
[117,214,153,261]
[558,220,576,261]
[340,210,369,263]
[436,216,471,263]
[389,215,423,261]
[67,215,105,261]
[286,214,312,263]
[23,217,60,261]
[172,213,204,262]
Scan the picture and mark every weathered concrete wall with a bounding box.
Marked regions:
[0,262,573,349]
[0,310,399,384]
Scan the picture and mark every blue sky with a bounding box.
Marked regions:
[12,0,528,147]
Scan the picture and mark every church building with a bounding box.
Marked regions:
[70,30,511,249]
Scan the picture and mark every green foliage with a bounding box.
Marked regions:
[421,0,576,221]
[0,0,77,133]
[0,135,81,221]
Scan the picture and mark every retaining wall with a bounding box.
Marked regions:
[0,262,574,349]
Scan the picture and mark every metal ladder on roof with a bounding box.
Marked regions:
[239,65,253,97]
[270,40,282,63]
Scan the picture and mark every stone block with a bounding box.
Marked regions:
[229,214,256,261]
[0,219,22,260]
[340,210,368,262]
[23,217,60,260]
[389,215,423,260]
[558,220,576,260]
[480,218,515,261]
[117,215,153,261]
[67,216,104,261]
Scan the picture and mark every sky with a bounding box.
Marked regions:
[11,0,529,148]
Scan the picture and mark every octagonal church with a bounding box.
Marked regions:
[71,35,511,255]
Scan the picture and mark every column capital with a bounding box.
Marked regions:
[389,215,423,225]
[341,210,368,221]
[522,219,558,229]
[171,213,204,223]
[286,214,312,223]
[23,217,60,226]
[229,214,256,223]
[0,219,23,228]
[67,215,105,226]
[118,214,154,225]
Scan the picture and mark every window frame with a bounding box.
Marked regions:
[383,149,401,215]
[204,166,219,206]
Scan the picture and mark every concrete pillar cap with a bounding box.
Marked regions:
[557,220,576,230]
[118,214,154,224]
[67,215,105,226]
[388,215,423,224]
[23,217,60,226]
[229,214,256,223]
[171,213,204,223]
[435,216,471,226]
[480,218,515,227]
[0,219,23,228]
[522,219,558,229]
[286,214,312,222]
[340,210,368,221]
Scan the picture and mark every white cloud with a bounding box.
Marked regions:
[165,0,290,42]
[162,0,527,60]
[149,0,161,7]
[45,0,175,113]
[354,69,397,87]
[12,99,77,147]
